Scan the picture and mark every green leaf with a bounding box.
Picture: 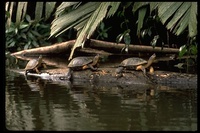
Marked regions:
[116,33,124,43]
[132,2,149,13]
[55,2,80,17]
[106,2,121,18]
[137,7,147,36]
[188,2,197,37]
[8,41,16,48]
[103,32,108,38]
[166,2,190,30]
[21,33,27,39]
[159,2,183,24]
[45,2,56,21]
[189,44,197,55]
[158,2,175,17]
[124,33,131,44]
[150,2,159,12]
[179,45,187,57]
[69,2,115,60]
[27,32,36,40]
[32,40,39,47]
[50,2,100,38]
[35,2,44,21]
[24,43,30,50]
[6,27,15,33]
[31,30,42,37]
[19,23,29,29]
[16,2,28,26]
[25,14,31,23]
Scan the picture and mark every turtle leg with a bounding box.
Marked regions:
[149,66,154,75]
[35,67,41,74]
[137,65,146,75]
[42,63,47,68]
[82,65,89,70]
[88,64,98,71]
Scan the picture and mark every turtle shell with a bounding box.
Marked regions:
[25,55,42,70]
[25,59,39,70]
[120,57,147,67]
[68,57,93,68]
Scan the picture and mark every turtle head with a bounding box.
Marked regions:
[38,55,42,59]
[93,54,100,64]
[38,55,43,62]
[149,53,156,61]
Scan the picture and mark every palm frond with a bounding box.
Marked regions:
[16,2,28,26]
[50,2,100,38]
[35,2,44,21]
[68,2,119,60]
[157,2,197,37]
[55,2,80,17]
[45,2,56,21]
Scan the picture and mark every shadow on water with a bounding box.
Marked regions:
[5,54,197,131]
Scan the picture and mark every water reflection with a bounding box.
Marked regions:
[5,70,197,131]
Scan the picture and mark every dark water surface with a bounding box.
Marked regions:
[5,69,197,131]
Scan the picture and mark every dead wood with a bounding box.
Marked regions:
[9,67,197,89]
[11,39,179,57]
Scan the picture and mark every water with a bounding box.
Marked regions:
[5,69,197,131]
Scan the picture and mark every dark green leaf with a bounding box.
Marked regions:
[31,30,42,37]
[189,44,197,55]
[6,27,15,33]
[137,7,147,36]
[32,40,39,47]
[8,41,16,48]
[160,2,183,24]
[25,15,31,22]
[27,32,36,40]
[132,2,149,13]
[103,32,108,38]
[179,45,187,57]
[20,33,27,39]
[19,23,29,29]
[116,33,124,43]
[188,2,197,37]
[166,2,190,30]
[124,33,131,44]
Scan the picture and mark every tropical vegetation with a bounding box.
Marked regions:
[5,2,197,60]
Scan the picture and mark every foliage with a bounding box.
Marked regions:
[133,2,197,38]
[115,3,132,53]
[50,2,197,60]
[6,15,52,51]
[50,2,121,60]
[95,22,111,40]
[5,2,68,52]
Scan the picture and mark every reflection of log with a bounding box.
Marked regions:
[9,68,197,89]
[10,39,179,57]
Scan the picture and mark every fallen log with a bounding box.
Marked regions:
[10,39,179,57]
[8,67,197,90]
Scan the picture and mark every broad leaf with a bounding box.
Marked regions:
[45,2,56,21]
[16,2,28,26]
[35,2,43,21]
[137,7,147,36]
[69,2,119,60]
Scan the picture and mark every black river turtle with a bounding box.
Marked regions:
[115,53,156,77]
[25,55,46,75]
[68,54,100,71]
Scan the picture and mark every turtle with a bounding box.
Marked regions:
[24,55,46,75]
[68,54,100,71]
[115,53,156,77]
